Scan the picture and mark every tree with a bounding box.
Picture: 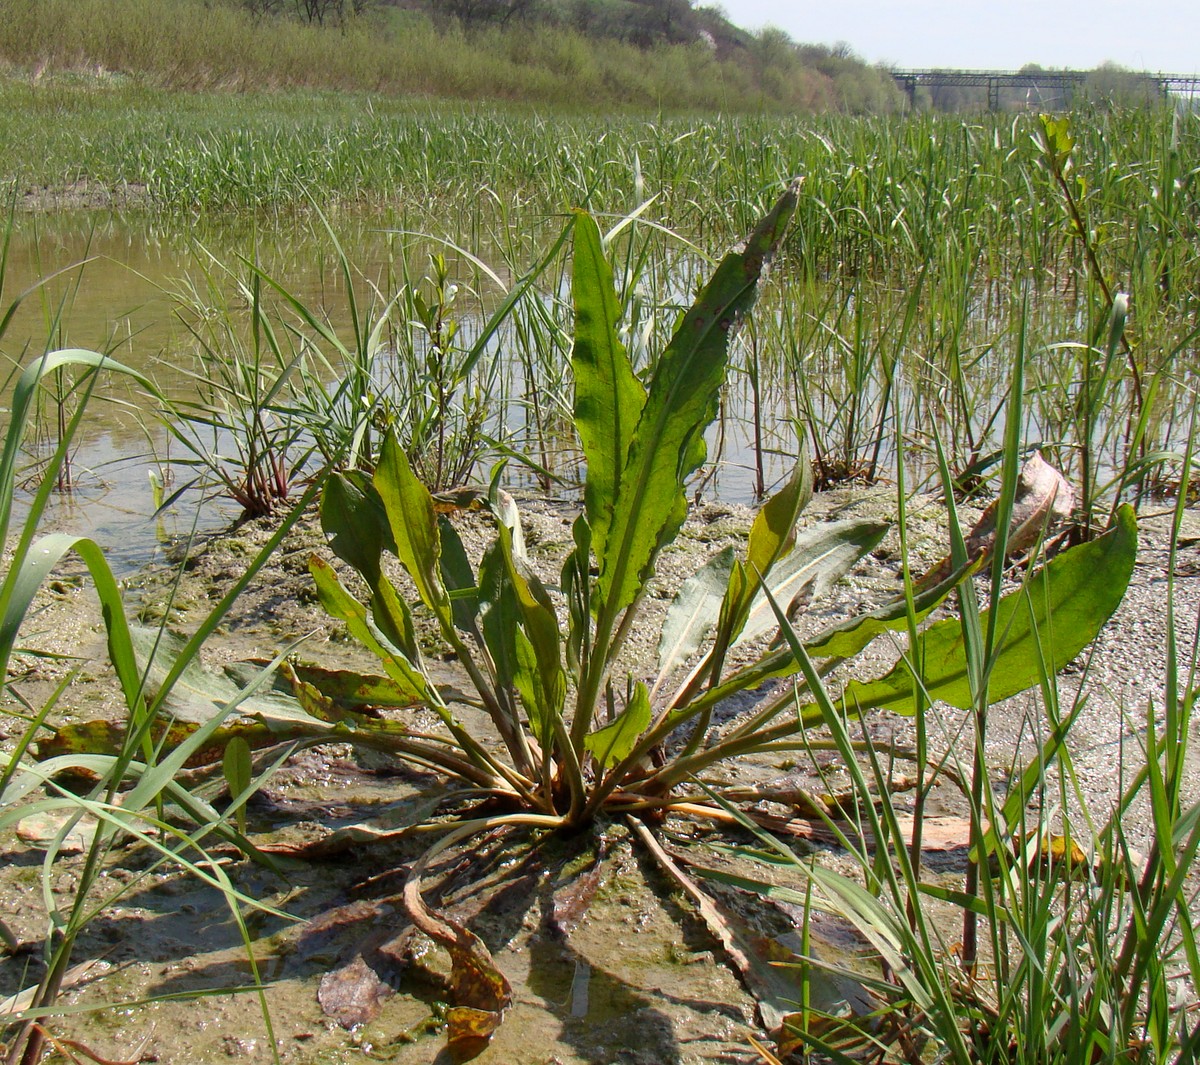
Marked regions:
[1085,61,1161,108]
[237,0,372,25]
[626,0,698,46]
[437,0,539,26]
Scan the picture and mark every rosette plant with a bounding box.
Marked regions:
[306,181,1136,1055]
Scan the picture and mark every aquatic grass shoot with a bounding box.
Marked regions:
[706,330,1193,1062]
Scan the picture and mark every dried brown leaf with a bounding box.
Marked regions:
[318,953,395,1029]
[919,451,1074,590]
[404,857,512,1062]
[446,1005,504,1062]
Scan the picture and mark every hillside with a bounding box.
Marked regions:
[387,0,756,55]
[0,0,903,113]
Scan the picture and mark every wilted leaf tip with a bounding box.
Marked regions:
[738,176,803,277]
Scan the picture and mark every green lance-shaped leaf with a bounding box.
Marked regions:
[223,737,253,833]
[320,471,393,588]
[309,556,435,707]
[320,471,421,659]
[595,179,801,620]
[224,660,424,712]
[660,554,967,730]
[310,556,505,773]
[562,514,593,680]
[747,460,813,579]
[585,682,652,769]
[711,460,812,660]
[478,540,519,691]
[571,211,646,565]
[369,573,423,666]
[839,506,1136,716]
[439,515,481,634]
[374,430,448,617]
[497,522,565,743]
[734,518,889,648]
[800,555,976,664]
[657,545,735,680]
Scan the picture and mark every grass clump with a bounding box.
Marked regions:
[703,318,1198,1064]
[0,227,315,1061]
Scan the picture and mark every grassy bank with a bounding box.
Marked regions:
[0,0,900,113]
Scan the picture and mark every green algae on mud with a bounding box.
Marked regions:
[0,794,761,1064]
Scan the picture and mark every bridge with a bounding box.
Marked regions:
[890,68,1200,110]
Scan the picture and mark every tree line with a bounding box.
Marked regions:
[236,0,743,52]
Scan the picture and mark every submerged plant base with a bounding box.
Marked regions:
[810,457,880,493]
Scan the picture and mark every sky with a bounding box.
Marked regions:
[715,1,1200,74]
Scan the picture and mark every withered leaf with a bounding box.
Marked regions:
[721,773,919,818]
[318,953,395,1028]
[297,900,398,963]
[408,905,512,1062]
[15,811,97,853]
[447,1005,504,1062]
[918,451,1074,590]
[447,926,512,1017]
[36,719,282,769]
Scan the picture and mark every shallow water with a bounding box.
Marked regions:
[2,209,529,567]
[4,206,1160,578]
[3,208,806,572]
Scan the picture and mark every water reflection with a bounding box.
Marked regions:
[3,209,538,571]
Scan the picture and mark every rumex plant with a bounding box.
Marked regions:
[296,183,1137,1055]
[15,185,1138,1060]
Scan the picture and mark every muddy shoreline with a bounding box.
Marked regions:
[3,486,1198,1063]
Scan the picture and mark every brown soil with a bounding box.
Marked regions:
[18,180,153,213]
